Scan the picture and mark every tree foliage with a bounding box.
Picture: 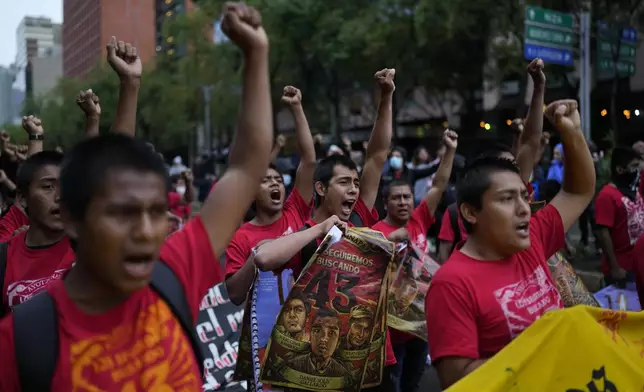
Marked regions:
[17,0,644,150]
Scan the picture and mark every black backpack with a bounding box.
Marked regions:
[447,203,461,249]
[299,211,364,270]
[11,261,206,392]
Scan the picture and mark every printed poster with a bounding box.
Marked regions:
[196,283,247,392]
[260,227,395,392]
[448,306,644,391]
[387,242,439,341]
[233,269,295,391]
[595,282,642,312]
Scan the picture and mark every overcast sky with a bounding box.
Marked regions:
[0,0,62,67]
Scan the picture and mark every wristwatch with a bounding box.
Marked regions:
[28,134,44,141]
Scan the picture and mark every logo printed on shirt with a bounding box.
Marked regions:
[621,193,644,245]
[6,268,67,307]
[69,299,200,391]
[493,266,562,337]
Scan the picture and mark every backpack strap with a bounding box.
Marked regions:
[348,211,364,228]
[0,241,9,318]
[299,223,318,274]
[149,261,206,378]
[448,203,461,248]
[13,291,58,392]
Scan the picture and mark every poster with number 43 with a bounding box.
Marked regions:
[259,226,395,392]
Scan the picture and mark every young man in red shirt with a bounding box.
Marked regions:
[425,99,595,389]
[0,3,273,390]
[253,68,396,390]
[594,146,644,285]
[225,86,316,306]
[372,129,457,392]
[0,151,75,315]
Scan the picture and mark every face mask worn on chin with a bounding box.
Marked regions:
[176,186,186,196]
[389,156,404,170]
[616,169,640,192]
[283,174,292,187]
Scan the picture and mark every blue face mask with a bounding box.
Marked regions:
[389,156,403,170]
[283,174,292,187]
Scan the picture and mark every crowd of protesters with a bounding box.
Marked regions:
[0,3,643,392]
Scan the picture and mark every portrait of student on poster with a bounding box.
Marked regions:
[197,283,248,392]
[260,226,396,392]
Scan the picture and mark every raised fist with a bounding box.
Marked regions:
[181,170,194,183]
[443,129,458,150]
[374,68,396,94]
[22,115,44,135]
[221,2,268,52]
[106,36,142,80]
[77,89,101,117]
[527,58,546,86]
[281,86,302,106]
[276,134,286,148]
[0,130,10,144]
[511,118,524,134]
[545,100,580,133]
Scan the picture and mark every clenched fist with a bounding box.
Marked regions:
[221,2,268,52]
[106,36,142,80]
[374,68,396,94]
[77,89,101,117]
[545,100,580,133]
[22,115,44,136]
[527,58,546,86]
[443,129,458,150]
[281,86,302,106]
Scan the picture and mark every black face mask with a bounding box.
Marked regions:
[615,169,640,199]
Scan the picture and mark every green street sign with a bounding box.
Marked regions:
[597,41,637,58]
[525,6,574,30]
[525,25,575,47]
[597,58,636,76]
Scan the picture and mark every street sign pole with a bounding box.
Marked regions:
[580,12,591,140]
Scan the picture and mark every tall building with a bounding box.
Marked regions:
[12,16,60,114]
[155,0,196,57]
[0,67,15,125]
[63,0,156,78]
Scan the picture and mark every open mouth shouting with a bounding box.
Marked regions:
[269,188,282,205]
[516,221,529,238]
[123,255,156,280]
[341,198,356,218]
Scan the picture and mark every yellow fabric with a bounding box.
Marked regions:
[448,306,644,391]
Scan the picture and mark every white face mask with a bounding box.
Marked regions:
[176,186,186,196]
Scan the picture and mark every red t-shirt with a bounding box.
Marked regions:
[425,204,565,363]
[372,201,435,347]
[0,216,224,391]
[225,188,311,279]
[0,205,29,242]
[1,232,75,313]
[168,191,193,221]
[594,184,644,275]
[633,235,644,307]
[438,207,468,244]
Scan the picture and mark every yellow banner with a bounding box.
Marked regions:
[448,306,644,391]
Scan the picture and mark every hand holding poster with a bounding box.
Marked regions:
[387,242,440,341]
[448,306,644,391]
[260,227,395,392]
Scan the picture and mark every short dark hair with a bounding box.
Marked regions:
[610,146,641,179]
[314,307,340,322]
[313,154,358,207]
[16,150,65,196]
[475,142,515,160]
[456,156,521,233]
[383,179,412,200]
[286,293,311,315]
[60,133,169,221]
